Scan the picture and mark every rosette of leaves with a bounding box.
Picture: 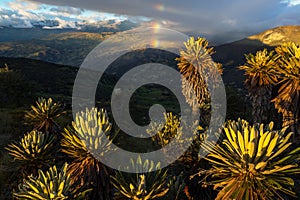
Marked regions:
[5,130,55,175]
[61,107,117,200]
[0,63,10,72]
[14,163,90,200]
[25,97,66,134]
[239,49,278,123]
[197,119,300,200]
[147,112,181,147]
[111,156,169,200]
[176,37,223,120]
[147,112,203,165]
[273,42,300,133]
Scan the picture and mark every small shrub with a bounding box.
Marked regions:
[111,156,169,200]
[61,107,116,200]
[14,163,90,200]
[5,130,55,176]
[25,97,66,134]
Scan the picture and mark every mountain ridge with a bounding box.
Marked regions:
[247,25,300,46]
[0,19,138,32]
[0,25,299,87]
[213,25,300,88]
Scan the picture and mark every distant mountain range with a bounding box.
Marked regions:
[0,19,138,33]
[0,25,299,88]
[0,19,138,44]
[0,19,140,66]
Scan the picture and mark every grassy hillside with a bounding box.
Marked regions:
[0,55,179,145]
[248,25,300,46]
[0,32,110,66]
[0,57,77,139]
[5,25,298,142]
[0,28,75,42]
[2,26,300,88]
[0,57,77,99]
[0,26,299,199]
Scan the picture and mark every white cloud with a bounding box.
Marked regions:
[0,8,40,27]
[49,7,84,16]
[221,19,237,27]
[0,0,131,29]
[26,0,298,43]
[1,0,299,43]
[281,0,300,6]
[8,0,41,10]
[43,17,77,29]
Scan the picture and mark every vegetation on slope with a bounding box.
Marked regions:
[0,27,300,199]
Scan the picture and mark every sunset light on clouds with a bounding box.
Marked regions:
[1,0,300,43]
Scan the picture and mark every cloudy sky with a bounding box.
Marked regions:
[0,0,131,28]
[0,0,300,43]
